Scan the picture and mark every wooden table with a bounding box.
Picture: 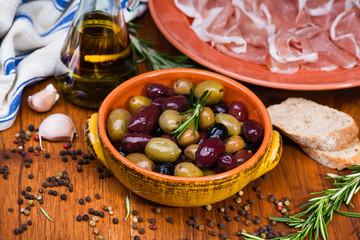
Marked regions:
[1,10,360,240]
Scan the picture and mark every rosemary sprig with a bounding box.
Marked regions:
[39,207,53,222]
[243,164,360,240]
[125,195,130,221]
[172,89,211,139]
[127,22,197,70]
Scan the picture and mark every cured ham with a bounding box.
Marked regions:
[174,0,360,74]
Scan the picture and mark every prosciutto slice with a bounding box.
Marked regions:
[175,0,360,73]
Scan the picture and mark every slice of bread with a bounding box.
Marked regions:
[301,138,360,170]
[267,98,358,151]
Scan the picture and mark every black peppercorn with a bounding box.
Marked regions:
[138,216,143,222]
[77,159,83,165]
[52,190,58,196]
[210,230,216,236]
[79,198,85,205]
[166,217,174,223]
[4,153,9,159]
[217,223,224,229]
[14,229,20,235]
[134,236,140,240]
[76,166,82,172]
[99,173,105,179]
[8,208,14,212]
[94,210,100,216]
[17,198,24,205]
[60,194,67,200]
[224,216,232,222]
[62,156,68,162]
[88,208,95,214]
[76,215,82,222]
[112,218,119,224]
[82,214,89,221]
[149,218,156,223]
[99,211,105,218]
[26,186,32,192]
[85,196,91,202]
[95,193,101,199]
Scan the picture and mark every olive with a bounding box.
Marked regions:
[242,119,264,144]
[234,149,253,166]
[150,124,164,137]
[202,168,217,176]
[162,95,189,112]
[184,144,199,161]
[228,101,248,122]
[154,162,175,175]
[194,81,224,105]
[198,132,207,145]
[207,123,228,141]
[129,96,152,115]
[174,162,204,177]
[121,133,153,153]
[106,108,132,142]
[199,107,214,131]
[195,138,225,168]
[112,141,128,157]
[174,155,193,165]
[225,135,245,154]
[128,105,160,134]
[159,110,182,134]
[181,113,195,129]
[177,128,200,147]
[216,153,237,172]
[145,138,182,162]
[214,113,241,136]
[146,83,175,99]
[173,78,194,95]
[211,101,228,114]
[159,134,177,144]
[126,153,155,171]
[151,97,166,110]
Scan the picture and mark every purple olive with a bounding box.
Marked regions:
[242,119,264,144]
[228,101,248,122]
[162,95,189,112]
[128,105,160,134]
[216,153,237,172]
[121,133,153,153]
[211,101,228,114]
[195,138,225,168]
[146,83,175,99]
[197,132,207,145]
[234,149,253,166]
[151,97,167,110]
[160,134,177,144]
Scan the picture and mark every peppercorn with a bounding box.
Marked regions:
[95,193,101,199]
[217,223,224,229]
[83,158,90,165]
[76,149,82,155]
[149,224,157,230]
[105,171,111,178]
[72,155,77,160]
[18,198,24,205]
[166,217,174,223]
[132,209,138,215]
[224,216,232,222]
[25,206,31,211]
[234,216,241,222]
[69,187,73,192]
[186,220,194,226]
[26,186,32,192]
[83,214,89,221]
[42,182,48,188]
[76,215,82,222]
[76,166,82,172]
[108,210,114,215]
[234,197,242,204]
[77,159,83,165]
[89,220,96,227]
[24,210,30,216]
[92,216,99,222]
[60,194,67,200]
[149,218,156,223]
[14,229,20,235]
[219,207,225,213]
[112,218,119,224]
[193,223,199,229]
[97,236,104,240]
[139,228,145,234]
[245,214,252,220]
[25,162,31,168]
[96,167,103,173]
[257,193,265,200]
[4,153,9,159]
[98,173,105,179]
[219,233,227,239]
[85,196,91,202]
[28,200,35,206]
[93,229,99,235]
[245,220,251,226]
[94,210,100,216]
[229,205,237,211]
[138,216,143,222]
[210,230,216,236]
[134,236,140,240]
[247,199,255,205]
[8,207,13,212]
[254,218,261,225]
[152,208,161,214]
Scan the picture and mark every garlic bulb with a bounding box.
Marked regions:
[28,84,59,112]
[39,113,77,150]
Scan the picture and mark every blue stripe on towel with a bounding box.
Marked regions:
[40,5,76,37]
[14,13,34,24]
[4,58,15,75]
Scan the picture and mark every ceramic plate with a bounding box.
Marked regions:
[148,0,360,90]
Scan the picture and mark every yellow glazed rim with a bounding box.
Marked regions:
[98,68,272,183]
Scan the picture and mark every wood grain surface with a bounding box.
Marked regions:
[1,10,360,240]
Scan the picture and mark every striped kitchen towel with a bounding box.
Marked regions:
[0,0,148,131]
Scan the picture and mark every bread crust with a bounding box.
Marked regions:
[267,98,359,151]
[301,139,360,170]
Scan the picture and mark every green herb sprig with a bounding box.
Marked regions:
[172,89,211,139]
[243,164,360,240]
[127,22,197,70]
[39,207,53,222]
[125,195,130,221]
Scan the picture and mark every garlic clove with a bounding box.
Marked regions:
[28,84,60,112]
[39,113,77,150]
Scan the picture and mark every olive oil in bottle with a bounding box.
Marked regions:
[55,1,137,109]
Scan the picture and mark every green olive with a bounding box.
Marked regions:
[126,153,155,170]
[202,168,217,176]
[173,78,194,95]
[145,138,182,162]
[181,113,195,129]
[194,81,225,105]
[178,129,200,147]
[106,108,132,142]
[215,113,241,136]
[225,135,245,154]
[184,144,199,161]
[159,110,182,134]
[199,107,214,131]
[174,162,204,177]
[129,96,151,115]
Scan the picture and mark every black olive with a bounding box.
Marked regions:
[207,123,228,141]
[154,162,175,175]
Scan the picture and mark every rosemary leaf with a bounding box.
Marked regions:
[335,210,360,218]
[125,195,130,221]
[39,207,53,222]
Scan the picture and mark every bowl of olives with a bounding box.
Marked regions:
[85,68,282,207]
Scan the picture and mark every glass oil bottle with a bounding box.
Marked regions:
[54,0,138,108]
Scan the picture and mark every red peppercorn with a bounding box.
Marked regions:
[277,206,283,211]
[245,210,251,215]
[25,154,29,158]
[149,224,157,230]
[34,151,40,156]
[14,139,19,144]
[64,143,71,149]
[34,135,39,141]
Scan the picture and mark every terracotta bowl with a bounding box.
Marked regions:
[85,68,282,207]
